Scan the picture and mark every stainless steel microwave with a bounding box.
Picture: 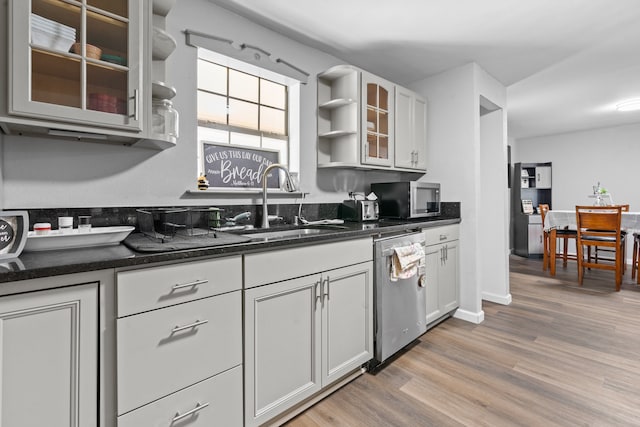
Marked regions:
[370,182,441,218]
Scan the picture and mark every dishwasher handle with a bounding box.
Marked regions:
[381,241,425,257]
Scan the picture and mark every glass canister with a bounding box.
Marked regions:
[152,98,179,140]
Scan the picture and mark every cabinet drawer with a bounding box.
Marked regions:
[116,291,242,415]
[116,256,242,317]
[424,224,459,246]
[118,365,243,427]
[244,238,372,288]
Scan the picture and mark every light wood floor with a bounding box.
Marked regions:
[285,255,640,427]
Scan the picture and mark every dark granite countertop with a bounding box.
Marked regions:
[0,217,460,284]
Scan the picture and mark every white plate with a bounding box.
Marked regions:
[152,27,177,60]
[24,226,135,252]
[152,80,176,99]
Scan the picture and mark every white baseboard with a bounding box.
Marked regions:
[482,292,512,305]
[453,308,485,324]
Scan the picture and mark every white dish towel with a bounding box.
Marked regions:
[390,243,425,281]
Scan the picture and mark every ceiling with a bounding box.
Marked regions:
[210,0,640,140]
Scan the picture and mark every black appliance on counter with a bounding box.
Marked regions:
[371,181,441,219]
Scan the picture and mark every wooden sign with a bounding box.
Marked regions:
[0,211,28,259]
[202,143,281,189]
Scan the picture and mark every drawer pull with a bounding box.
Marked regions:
[172,401,210,422]
[171,319,209,334]
[172,279,209,290]
[439,234,447,241]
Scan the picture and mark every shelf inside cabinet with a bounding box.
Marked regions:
[319,130,357,139]
[318,98,356,110]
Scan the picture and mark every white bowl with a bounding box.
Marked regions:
[153,0,176,16]
[152,27,177,60]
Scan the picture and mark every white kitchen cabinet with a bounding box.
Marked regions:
[361,71,394,167]
[115,256,243,422]
[0,0,168,146]
[527,215,544,255]
[535,166,552,189]
[424,225,460,327]
[117,365,243,427]
[317,65,396,169]
[9,0,143,131]
[317,65,361,168]
[395,85,427,171]
[0,282,98,427]
[244,239,373,427]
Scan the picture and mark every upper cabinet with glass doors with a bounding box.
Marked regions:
[7,0,143,133]
[361,71,394,167]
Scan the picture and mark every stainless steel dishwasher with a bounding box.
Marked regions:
[371,231,427,368]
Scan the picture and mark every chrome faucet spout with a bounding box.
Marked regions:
[262,163,296,229]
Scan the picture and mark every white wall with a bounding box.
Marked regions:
[513,123,640,211]
[0,0,386,209]
[476,66,511,306]
[409,63,509,323]
[513,123,640,261]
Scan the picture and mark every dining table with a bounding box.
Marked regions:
[543,210,640,276]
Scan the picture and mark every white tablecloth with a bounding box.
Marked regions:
[544,210,640,234]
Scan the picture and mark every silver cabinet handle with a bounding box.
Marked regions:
[172,279,208,290]
[172,402,210,423]
[439,234,447,241]
[132,89,139,121]
[172,319,208,334]
[323,276,330,298]
[315,280,321,305]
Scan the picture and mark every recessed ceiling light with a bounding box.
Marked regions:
[616,99,640,112]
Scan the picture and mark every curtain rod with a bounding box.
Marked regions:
[184,29,309,84]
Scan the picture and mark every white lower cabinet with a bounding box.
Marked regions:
[116,291,242,415]
[244,240,373,427]
[115,256,243,425]
[424,225,460,327]
[0,283,98,427]
[117,365,243,427]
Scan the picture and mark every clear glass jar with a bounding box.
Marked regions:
[152,98,179,139]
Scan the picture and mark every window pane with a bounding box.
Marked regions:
[230,132,260,148]
[228,99,258,130]
[260,106,286,135]
[229,69,258,102]
[261,79,286,109]
[197,91,227,124]
[367,133,377,157]
[367,83,377,107]
[198,126,228,144]
[379,87,388,110]
[198,60,227,94]
[262,137,287,165]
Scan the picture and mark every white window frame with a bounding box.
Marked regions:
[196,48,300,179]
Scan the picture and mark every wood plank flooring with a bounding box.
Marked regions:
[285,255,640,427]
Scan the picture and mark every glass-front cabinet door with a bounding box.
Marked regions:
[361,72,394,167]
[9,0,142,131]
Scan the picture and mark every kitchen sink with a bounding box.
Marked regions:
[241,226,343,242]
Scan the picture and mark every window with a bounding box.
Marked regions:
[197,48,297,178]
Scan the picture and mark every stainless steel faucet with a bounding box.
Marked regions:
[261,163,297,228]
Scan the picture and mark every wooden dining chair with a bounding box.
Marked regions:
[593,204,629,273]
[575,205,624,291]
[539,204,577,271]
